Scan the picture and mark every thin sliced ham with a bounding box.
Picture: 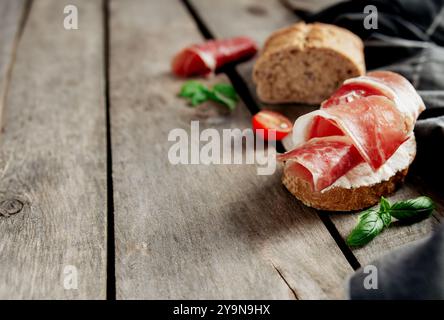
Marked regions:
[172,37,257,77]
[321,82,385,108]
[281,71,424,192]
[342,71,425,128]
[293,96,409,170]
[277,137,362,191]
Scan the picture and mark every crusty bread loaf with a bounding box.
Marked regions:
[281,137,416,211]
[253,22,365,105]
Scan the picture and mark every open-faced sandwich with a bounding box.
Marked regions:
[278,71,425,211]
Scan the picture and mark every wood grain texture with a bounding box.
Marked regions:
[190,0,444,268]
[0,0,26,122]
[110,0,351,299]
[0,0,106,299]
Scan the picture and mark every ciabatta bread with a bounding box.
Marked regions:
[253,22,365,104]
[282,136,416,211]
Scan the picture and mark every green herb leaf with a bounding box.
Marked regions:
[209,83,238,110]
[346,196,435,247]
[179,81,208,98]
[178,81,238,110]
[208,90,237,111]
[380,210,392,227]
[390,196,435,221]
[212,83,238,101]
[346,210,385,247]
[379,197,392,227]
[380,196,391,212]
[190,90,208,106]
[179,81,211,107]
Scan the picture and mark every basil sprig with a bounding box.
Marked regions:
[379,197,392,227]
[390,196,435,221]
[346,210,385,247]
[347,196,435,247]
[179,81,238,111]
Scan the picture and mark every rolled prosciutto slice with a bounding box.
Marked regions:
[172,37,257,77]
[293,96,409,170]
[281,71,424,191]
[277,137,362,192]
[322,71,425,129]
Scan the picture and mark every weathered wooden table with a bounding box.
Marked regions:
[0,0,442,300]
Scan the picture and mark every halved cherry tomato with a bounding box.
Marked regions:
[252,110,293,141]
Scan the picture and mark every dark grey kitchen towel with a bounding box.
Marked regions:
[292,0,444,299]
[348,224,444,299]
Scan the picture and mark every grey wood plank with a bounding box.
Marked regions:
[110,0,352,299]
[190,0,444,270]
[0,0,27,122]
[0,0,107,299]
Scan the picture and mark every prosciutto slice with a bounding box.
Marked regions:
[280,71,424,192]
[278,137,362,191]
[172,37,257,77]
[294,96,409,170]
[325,71,425,129]
[321,82,385,109]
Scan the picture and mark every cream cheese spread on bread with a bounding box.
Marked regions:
[322,135,416,192]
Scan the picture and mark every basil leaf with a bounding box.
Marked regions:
[380,210,392,227]
[179,81,211,106]
[379,197,392,227]
[390,196,435,221]
[190,90,209,106]
[179,81,238,110]
[179,81,208,98]
[212,83,238,101]
[208,90,237,111]
[380,196,391,213]
[209,83,238,110]
[346,196,435,248]
[346,210,385,247]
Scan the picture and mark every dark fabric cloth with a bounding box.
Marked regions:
[297,0,444,103]
[293,0,444,299]
[348,224,444,299]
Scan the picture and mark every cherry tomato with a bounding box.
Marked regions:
[252,110,293,141]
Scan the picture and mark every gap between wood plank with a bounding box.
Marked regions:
[318,213,361,270]
[181,0,361,277]
[271,263,299,299]
[103,0,116,300]
[0,0,33,125]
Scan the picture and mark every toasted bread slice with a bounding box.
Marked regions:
[281,136,416,211]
